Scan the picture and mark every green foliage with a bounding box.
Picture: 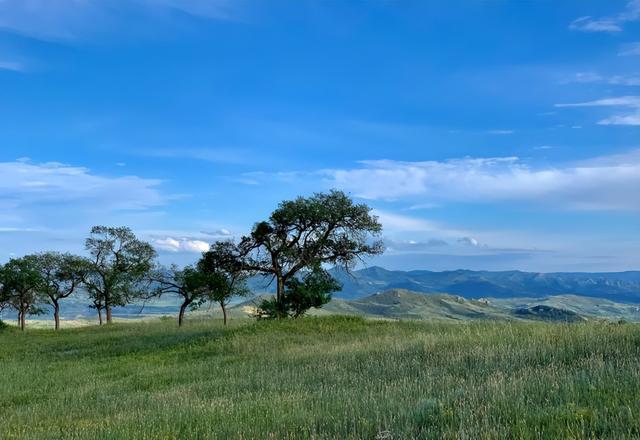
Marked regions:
[240,190,383,314]
[198,241,250,324]
[32,252,85,300]
[258,268,342,319]
[1,318,640,438]
[0,319,7,331]
[82,226,157,323]
[151,264,218,326]
[30,252,85,329]
[0,256,46,329]
[153,242,250,326]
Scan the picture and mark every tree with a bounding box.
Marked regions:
[0,264,9,318]
[239,190,383,314]
[0,256,45,331]
[151,265,212,327]
[82,226,157,324]
[32,252,85,330]
[257,267,342,319]
[198,241,250,325]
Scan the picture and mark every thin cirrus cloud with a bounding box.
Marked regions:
[569,0,640,33]
[569,16,622,33]
[322,150,640,211]
[619,42,640,56]
[0,0,237,41]
[572,72,640,87]
[0,60,25,72]
[137,147,250,164]
[556,96,640,126]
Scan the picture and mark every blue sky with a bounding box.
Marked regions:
[0,0,639,272]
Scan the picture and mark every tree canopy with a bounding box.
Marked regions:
[198,241,251,325]
[32,252,86,330]
[82,226,157,324]
[239,190,383,308]
[151,265,213,327]
[0,256,45,330]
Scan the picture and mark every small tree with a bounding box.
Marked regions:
[239,190,383,315]
[198,241,250,325]
[0,256,45,331]
[257,267,341,319]
[151,265,212,327]
[82,226,157,324]
[32,252,85,330]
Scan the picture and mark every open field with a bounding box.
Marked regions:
[1,317,640,439]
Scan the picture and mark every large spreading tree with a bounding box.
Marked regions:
[82,226,157,324]
[32,252,86,330]
[239,190,383,315]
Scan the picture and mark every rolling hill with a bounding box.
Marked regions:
[234,289,640,323]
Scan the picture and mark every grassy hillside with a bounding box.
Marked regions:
[493,295,640,322]
[319,289,514,321]
[2,317,640,439]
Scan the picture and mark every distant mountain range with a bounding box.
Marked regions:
[249,266,640,303]
[329,266,640,303]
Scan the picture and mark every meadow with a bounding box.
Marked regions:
[1,316,640,439]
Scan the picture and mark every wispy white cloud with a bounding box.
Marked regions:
[569,1,640,33]
[0,60,25,72]
[0,0,238,41]
[571,72,640,86]
[556,96,640,126]
[0,158,170,243]
[322,150,640,211]
[0,160,165,211]
[372,210,467,237]
[619,42,640,56]
[0,159,174,259]
[137,147,249,164]
[487,129,514,135]
[569,16,622,33]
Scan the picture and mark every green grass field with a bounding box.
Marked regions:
[1,317,640,439]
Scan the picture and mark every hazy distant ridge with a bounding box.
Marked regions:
[327,266,640,303]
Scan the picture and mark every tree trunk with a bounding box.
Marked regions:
[276,276,285,305]
[220,302,228,326]
[53,301,60,331]
[178,302,188,327]
[17,310,21,328]
[105,304,112,324]
[97,307,103,326]
[20,308,26,331]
